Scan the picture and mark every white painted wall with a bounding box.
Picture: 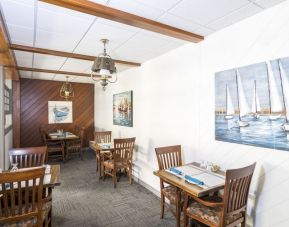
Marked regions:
[95,1,289,226]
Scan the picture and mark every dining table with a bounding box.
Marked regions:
[90,142,114,178]
[48,132,79,141]
[154,162,225,227]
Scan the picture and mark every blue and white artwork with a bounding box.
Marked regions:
[215,57,289,151]
[48,101,73,124]
[113,91,133,127]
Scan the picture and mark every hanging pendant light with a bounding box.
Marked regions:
[60,76,74,100]
[91,39,117,91]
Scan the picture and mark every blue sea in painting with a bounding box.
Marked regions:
[215,114,289,151]
[113,110,132,127]
[215,57,289,151]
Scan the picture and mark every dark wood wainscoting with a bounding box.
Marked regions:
[19,79,94,147]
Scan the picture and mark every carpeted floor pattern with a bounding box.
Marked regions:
[50,150,176,227]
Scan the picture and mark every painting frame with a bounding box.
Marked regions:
[48,101,73,124]
[113,90,133,127]
[215,56,289,152]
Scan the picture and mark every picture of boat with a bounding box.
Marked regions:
[113,91,133,127]
[224,84,234,120]
[215,56,289,151]
[53,106,69,118]
[48,101,73,124]
[267,61,282,120]
[236,69,249,127]
[251,80,261,119]
[278,60,289,132]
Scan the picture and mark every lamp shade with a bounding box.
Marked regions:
[91,56,116,75]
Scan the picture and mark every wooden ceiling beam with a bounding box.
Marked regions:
[10,44,141,67]
[0,10,19,80]
[40,0,204,43]
[17,66,93,78]
[17,66,111,79]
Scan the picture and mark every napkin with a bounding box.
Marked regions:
[185,175,204,186]
[44,165,51,174]
[169,167,182,175]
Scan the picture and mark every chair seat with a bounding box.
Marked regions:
[103,159,129,169]
[186,201,243,226]
[162,185,178,204]
[1,201,51,227]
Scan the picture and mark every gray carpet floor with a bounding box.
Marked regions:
[50,150,176,227]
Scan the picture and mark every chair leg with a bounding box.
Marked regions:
[62,149,65,162]
[129,166,132,185]
[96,156,99,172]
[160,192,165,219]
[184,214,188,227]
[175,189,181,227]
[241,217,246,227]
[102,166,106,181]
[80,148,83,160]
[113,169,117,188]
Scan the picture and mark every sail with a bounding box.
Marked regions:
[267,61,283,113]
[226,85,235,115]
[237,70,250,117]
[251,81,261,113]
[279,61,289,120]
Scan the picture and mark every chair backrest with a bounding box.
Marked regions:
[9,147,47,169]
[94,131,112,143]
[79,127,86,147]
[0,167,45,227]
[222,162,256,226]
[73,125,81,136]
[155,145,182,170]
[113,137,136,164]
[39,127,47,145]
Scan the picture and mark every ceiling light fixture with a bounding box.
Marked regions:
[91,39,117,90]
[60,76,74,100]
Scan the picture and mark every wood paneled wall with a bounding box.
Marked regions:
[19,79,94,147]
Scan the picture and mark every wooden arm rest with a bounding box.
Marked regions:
[193,196,224,208]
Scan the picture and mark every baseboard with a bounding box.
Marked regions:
[132,175,160,198]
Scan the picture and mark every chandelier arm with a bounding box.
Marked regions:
[91,72,102,82]
[107,73,118,83]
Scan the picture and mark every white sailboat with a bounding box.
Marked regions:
[266,61,282,120]
[236,70,249,127]
[251,80,261,119]
[225,84,234,120]
[278,60,289,132]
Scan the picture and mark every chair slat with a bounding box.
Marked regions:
[9,147,47,169]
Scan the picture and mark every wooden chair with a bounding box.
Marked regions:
[94,131,112,172]
[155,145,182,221]
[66,127,85,160]
[41,131,65,162]
[184,162,256,227]
[9,146,47,169]
[102,137,136,188]
[0,167,50,227]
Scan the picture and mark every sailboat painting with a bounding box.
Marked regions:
[113,91,133,127]
[215,56,289,151]
[48,101,72,124]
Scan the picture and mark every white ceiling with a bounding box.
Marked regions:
[0,0,286,83]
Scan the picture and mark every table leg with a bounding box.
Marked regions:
[99,153,103,180]
[176,188,181,227]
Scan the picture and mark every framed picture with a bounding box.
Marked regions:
[48,101,73,124]
[215,56,289,151]
[113,91,133,127]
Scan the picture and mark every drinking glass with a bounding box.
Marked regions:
[200,160,207,169]
[11,163,18,172]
